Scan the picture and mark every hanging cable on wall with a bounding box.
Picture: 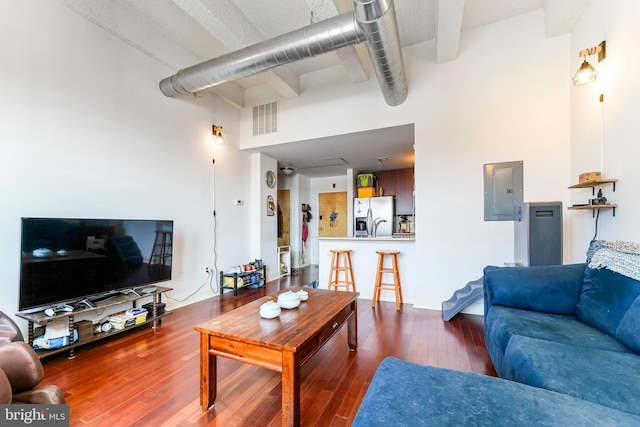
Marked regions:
[592,208,601,242]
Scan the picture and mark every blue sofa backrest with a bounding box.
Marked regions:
[577,266,640,336]
[483,263,587,316]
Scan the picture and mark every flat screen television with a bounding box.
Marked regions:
[19,217,173,312]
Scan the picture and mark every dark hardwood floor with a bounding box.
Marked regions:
[41,265,496,426]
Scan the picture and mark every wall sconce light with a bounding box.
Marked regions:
[572,41,606,86]
[212,125,224,145]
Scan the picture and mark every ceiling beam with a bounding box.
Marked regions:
[59,0,201,70]
[301,0,370,83]
[435,0,465,63]
[544,0,593,37]
[59,0,247,108]
[172,0,300,99]
[208,82,245,109]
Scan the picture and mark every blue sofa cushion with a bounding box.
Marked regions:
[576,267,640,336]
[503,335,640,415]
[616,295,640,353]
[485,305,632,376]
[483,263,585,316]
[352,357,640,426]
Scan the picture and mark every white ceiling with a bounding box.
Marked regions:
[249,124,416,177]
[58,0,590,177]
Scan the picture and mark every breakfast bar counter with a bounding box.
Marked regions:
[318,237,416,305]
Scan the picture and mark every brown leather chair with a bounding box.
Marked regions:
[0,311,65,404]
[0,369,12,404]
[0,341,65,404]
[0,310,24,344]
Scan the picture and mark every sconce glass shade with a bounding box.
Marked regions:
[212,125,224,145]
[572,60,598,85]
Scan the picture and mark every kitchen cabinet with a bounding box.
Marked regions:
[375,170,396,196]
[395,168,415,215]
[374,168,414,215]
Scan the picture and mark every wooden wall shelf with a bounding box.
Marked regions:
[568,204,617,216]
[568,179,617,193]
[568,178,618,216]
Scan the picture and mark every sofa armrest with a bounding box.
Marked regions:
[12,385,65,405]
[483,263,586,316]
[0,370,11,404]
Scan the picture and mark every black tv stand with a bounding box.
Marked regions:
[16,285,172,359]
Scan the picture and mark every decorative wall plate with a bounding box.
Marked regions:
[266,195,275,216]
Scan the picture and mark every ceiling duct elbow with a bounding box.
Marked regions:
[354,0,407,106]
[159,0,407,106]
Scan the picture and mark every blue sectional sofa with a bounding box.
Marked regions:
[484,240,640,417]
[354,241,640,425]
[353,356,640,426]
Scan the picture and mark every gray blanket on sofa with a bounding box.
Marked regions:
[588,240,640,281]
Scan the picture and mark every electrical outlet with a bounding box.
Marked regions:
[205,267,210,274]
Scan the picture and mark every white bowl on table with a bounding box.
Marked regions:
[259,301,281,319]
[296,290,309,301]
[277,291,301,309]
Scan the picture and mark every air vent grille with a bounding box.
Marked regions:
[253,101,278,136]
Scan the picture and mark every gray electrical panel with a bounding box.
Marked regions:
[514,202,563,267]
[484,161,523,221]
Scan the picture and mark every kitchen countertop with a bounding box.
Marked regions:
[318,235,415,241]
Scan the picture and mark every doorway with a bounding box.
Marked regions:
[277,189,290,246]
[318,192,347,237]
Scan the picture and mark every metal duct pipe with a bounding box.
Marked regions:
[159,12,365,97]
[354,0,407,106]
[159,0,407,106]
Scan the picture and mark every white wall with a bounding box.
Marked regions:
[241,10,571,312]
[415,14,570,310]
[568,0,640,257]
[253,154,280,281]
[0,1,251,330]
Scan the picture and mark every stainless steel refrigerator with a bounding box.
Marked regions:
[354,196,395,236]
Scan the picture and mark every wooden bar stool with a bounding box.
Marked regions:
[372,251,403,310]
[327,249,356,292]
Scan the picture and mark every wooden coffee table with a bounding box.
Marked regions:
[195,288,359,427]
